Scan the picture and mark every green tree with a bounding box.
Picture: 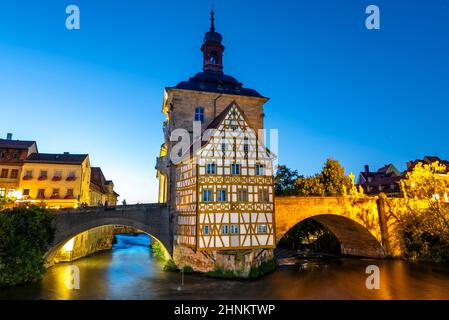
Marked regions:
[295,176,324,196]
[274,165,300,195]
[318,159,352,196]
[402,161,449,200]
[0,206,55,286]
[294,159,351,196]
[399,202,449,263]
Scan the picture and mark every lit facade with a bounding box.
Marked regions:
[0,134,37,198]
[89,167,120,206]
[18,153,91,208]
[157,11,275,273]
[175,103,275,250]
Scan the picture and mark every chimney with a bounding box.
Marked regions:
[364,165,369,174]
[6,133,12,140]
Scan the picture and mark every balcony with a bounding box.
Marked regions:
[38,176,48,181]
[22,175,32,180]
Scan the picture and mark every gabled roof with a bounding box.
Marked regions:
[25,153,88,165]
[91,167,107,191]
[90,167,120,197]
[0,139,36,150]
[177,101,274,162]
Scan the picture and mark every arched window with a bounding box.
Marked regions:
[195,107,204,123]
[209,51,218,64]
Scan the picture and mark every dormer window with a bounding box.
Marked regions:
[195,107,205,123]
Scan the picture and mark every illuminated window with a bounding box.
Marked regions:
[0,169,10,179]
[237,189,248,202]
[217,189,227,202]
[256,164,265,176]
[206,163,216,175]
[231,163,241,175]
[195,107,205,123]
[67,189,74,197]
[23,189,30,196]
[51,189,60,199]
[1,169,8,178]
[37,189,45,199]
[258,189,269,203]
[39,170,48,179]
[10,169,19,179]
[243,137,249,153]
[257,224,268,234]
[0,188,5,197]
[230,224,239,234]
[221,224,229,235]
[202,189,213,202]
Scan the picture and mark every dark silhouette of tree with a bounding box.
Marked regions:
[274,165,300,195]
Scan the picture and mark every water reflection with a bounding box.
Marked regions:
[1,234,449,300]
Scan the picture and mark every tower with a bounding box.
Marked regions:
[156,11,274,276]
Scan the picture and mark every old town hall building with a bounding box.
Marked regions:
[156,11,275,274]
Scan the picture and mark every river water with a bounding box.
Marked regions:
[1,234,449,300]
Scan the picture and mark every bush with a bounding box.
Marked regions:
[150,240,168,260]
[0,206,55,286]
[248,259,277,279]
[180,265,194,273]
[163,259,178,272]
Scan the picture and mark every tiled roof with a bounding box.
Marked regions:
[406,156,449,172]
[90,167,106,191]
[90,167,119,197]
[0,139,36,150]
[25,153,88,164]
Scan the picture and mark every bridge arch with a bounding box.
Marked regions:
[275,197,386,258]
[45,204,171,266]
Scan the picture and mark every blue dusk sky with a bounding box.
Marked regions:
[1,0,448,203]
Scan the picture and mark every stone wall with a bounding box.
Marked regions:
[52,225,114,264]
[173,244,274,276]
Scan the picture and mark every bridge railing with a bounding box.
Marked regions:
[49,203,167,214]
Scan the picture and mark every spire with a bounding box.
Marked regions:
[210,9,215,32]
[201,9,225,73]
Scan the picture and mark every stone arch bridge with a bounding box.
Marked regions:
[45,204,171,264]
[274,196,392,258]
[47,196,396,263]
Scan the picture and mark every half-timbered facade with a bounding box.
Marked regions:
[175,103,275,251]
[157,11,275,274]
